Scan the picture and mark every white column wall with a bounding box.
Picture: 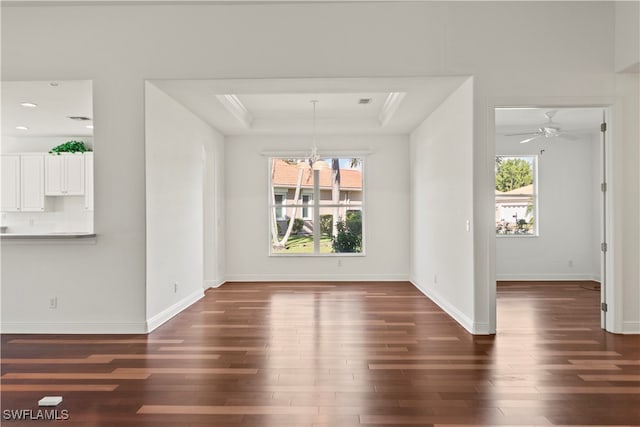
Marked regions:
[144,82,225,331]
[409,78,476,332]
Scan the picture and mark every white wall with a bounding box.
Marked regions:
[615,1,640,73]
[409,78,476,332]
[495,133,601,281]
[1,1,637,334]
[145,82,224,331]
[615,73,640,333]
[203,124,226,290]
[225,135,409,281]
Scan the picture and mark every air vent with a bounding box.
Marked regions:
[67,116,92,121]
[358,98,372,105]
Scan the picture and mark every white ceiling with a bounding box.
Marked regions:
[1,80,93,138]
[495,107,604,136]
[237,92,388,120]
[151,77,470,135]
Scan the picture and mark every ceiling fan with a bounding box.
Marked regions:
[506,110,578,144]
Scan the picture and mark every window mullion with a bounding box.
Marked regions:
[313,169,320,254]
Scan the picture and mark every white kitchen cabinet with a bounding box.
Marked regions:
[1,155,21,211]
[45,153,85,196]
[84,152,94,211]
[20,154,45,211]
[1,154,45,212]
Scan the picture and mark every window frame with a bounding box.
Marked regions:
[495,154,539,238]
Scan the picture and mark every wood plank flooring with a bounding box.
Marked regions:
[1,281,639,426]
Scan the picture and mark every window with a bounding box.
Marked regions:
[495,155,538,236]
[269,157,364,255]
[301,193,312,219]
[274,192,286,220]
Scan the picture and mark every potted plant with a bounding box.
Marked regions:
[49,140,91,154]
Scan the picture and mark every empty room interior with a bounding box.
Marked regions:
[1,1,639,426]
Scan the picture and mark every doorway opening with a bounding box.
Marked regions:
[494,106,611,332]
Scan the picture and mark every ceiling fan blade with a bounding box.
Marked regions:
[505,131,539,137]
[520,135,540,144]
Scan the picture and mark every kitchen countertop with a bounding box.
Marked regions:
[1,232,96,239]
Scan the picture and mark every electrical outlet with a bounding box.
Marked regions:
[49,297,57,309]
[337,259,343,267]
[29,218,35,226]
[434,274,438,284]
[568,259,574,268]
[174,282,178,293]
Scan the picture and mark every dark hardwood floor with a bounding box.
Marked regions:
[2,281,639,426]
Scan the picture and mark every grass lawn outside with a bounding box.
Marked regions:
[272,235,333,254]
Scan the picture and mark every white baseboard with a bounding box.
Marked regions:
[224,273,409,282]
[409,279,484,335]
[622,321,640,334]
[205,279,225,288]
[146,288,204,333]
[0,322,147,334]
[496,273,601,282]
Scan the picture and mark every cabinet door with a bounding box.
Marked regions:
[45,155,65,195]
[1,155,20,211]
[20,155,45,212]
[64,154,85,195]
[84,153,94,211]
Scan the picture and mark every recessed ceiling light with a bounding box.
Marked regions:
[49,82,59,87]
[20,102,38,108]
[358,98,372,105]
[67,116,91,121]
[85,124,94,129]
[16,126,29,130]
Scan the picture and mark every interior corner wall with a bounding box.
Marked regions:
[145,82,224,330]
[224,135,409,281]
[495,133,601,282]
[409,78,476,333]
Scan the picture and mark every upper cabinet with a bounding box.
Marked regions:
[21,155,46,211]
[45,153,85,196]
[1,155,21,211]
[1,154,45,212]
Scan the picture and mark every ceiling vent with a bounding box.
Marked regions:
[358,98,372,105]
[67,116,92,121]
